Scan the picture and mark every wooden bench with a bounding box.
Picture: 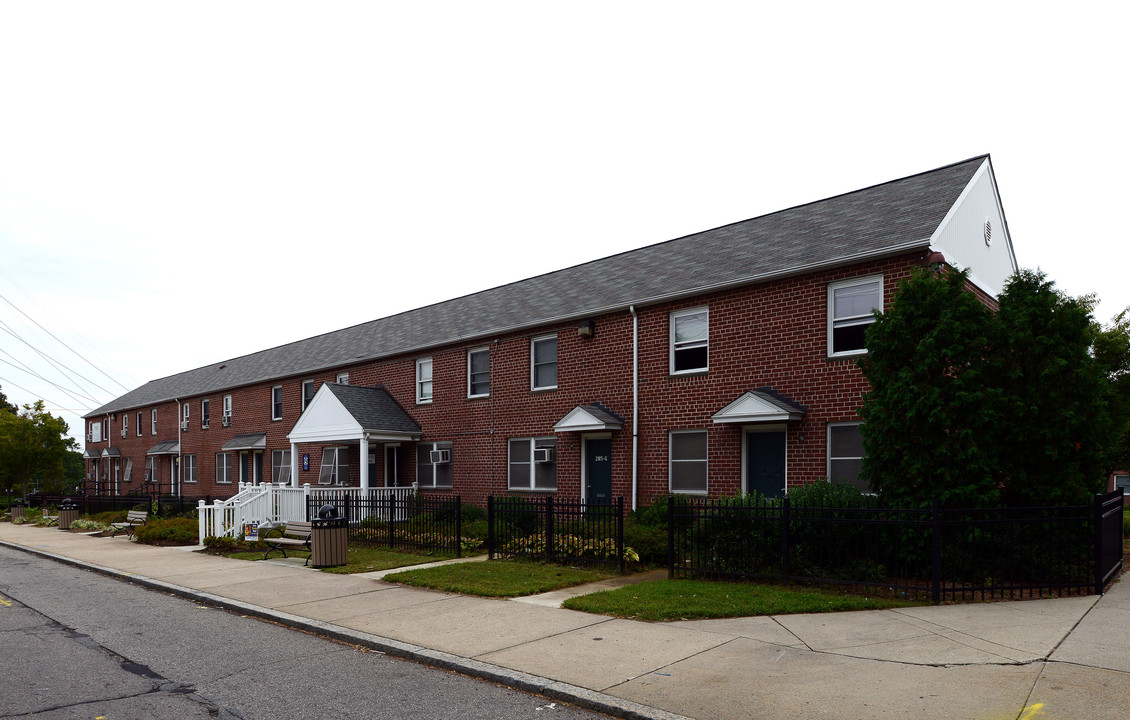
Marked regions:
[42,511,59,526]
[111,510,149,539]
[262,521,313,564]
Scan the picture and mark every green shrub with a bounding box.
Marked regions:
[786,480,874,508]
[135,517,198,545]
[624,519,667,566]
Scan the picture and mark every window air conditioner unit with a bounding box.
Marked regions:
[429,449,451,464]
[180,420,190,431]
[534,447,556,464]
[221,415,232,427]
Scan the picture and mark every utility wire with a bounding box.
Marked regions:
[0,271,132,392]
[0,356,96,411]
[0,342,99,404]
[0,375,76,417]
[0,317,109,406]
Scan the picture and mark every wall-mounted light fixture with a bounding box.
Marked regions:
[578,319,595,339]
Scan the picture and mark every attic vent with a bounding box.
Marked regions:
[984,220,992,246]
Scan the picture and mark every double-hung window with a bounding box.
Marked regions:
[828,422,868,492]
[151,409,157,435]
[272,449,292,485]
[669,430,708,494]
[216,453,233,484]
[122,415,128,438]
[1114,475,1130,495]
[416,358,433,403]
[271,386,283,421]
[671,308,709,374]
[531,335,557,390]
[183,455,197,483]
[828,276,882,356]
[182,403,190,429]
[336,372,349,385]
[508,437,557,491]
[201,400,210,429]
[145,456,157,483]
[416,442,453,489]
[318,447,348,485]
[222,395,232,426]
[302,380,315,410]
[123,458,132,483]
[468,347,490,398]
[136,412,142,436]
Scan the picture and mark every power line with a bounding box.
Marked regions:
[0,375,76,417]
[0,270,132,393]
[0,316,110,407]
[0,355,97,411]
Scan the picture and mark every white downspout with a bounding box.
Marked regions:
[173,399,181,497]
[630,305,639,512]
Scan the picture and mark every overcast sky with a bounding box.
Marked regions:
[1,1,1126,441]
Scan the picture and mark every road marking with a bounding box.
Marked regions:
[0,594,11,607]
[1019,703,1045,719]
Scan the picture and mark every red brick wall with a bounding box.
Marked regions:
[85,251,929,507]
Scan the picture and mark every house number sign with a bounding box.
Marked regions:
[302,454,310,471]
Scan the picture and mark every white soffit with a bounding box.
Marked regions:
[554,405,624,432]
[288,384,363,443]
[712,392,805,424]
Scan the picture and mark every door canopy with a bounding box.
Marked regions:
[712,390,806,424]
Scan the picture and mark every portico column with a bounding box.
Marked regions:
[290,442,299,488]
[359,435,370,490]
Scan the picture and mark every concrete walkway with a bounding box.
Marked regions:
[1,522,1127,720]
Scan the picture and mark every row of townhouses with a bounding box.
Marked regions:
[82,156,1018,510]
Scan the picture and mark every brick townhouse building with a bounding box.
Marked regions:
[82,155,1017,511]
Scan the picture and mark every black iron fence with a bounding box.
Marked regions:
[27,492,207,517]
[307,491,464,557]
[669,490,1125,601]
[488,495,625,572]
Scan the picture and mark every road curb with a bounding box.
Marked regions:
[0,540,691,720]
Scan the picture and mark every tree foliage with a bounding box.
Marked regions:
[0,400,77,500]
[859,268,1115,508]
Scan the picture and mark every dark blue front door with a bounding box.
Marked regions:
[585,439,612,505]
[747,431,786,498]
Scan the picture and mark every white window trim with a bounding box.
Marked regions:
[827,421,867,491]
[151,409,157,435]
[670,307,709,375]
[182,403,190,423]
[530,335,558,391]
[669,429,708,495]
[123,457,132,483]
[136,412,143,437]
[216,452,233,484]
[827,275,883,358]
[508,437,557,491]
[122,414,128,437]
[271,385,283,421]
[222,394,232,419]
[467,346,490,398]
[183,454,197,484]
[302,380,315,411]
[318,446,348,485]
[336,372,349,385]
[273,449,292,485]
[201,399,209,429]
[417,441,453,489]
[416,357,433,404]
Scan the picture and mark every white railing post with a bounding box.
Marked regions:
[197,499,208,541]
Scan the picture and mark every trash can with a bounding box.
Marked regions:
[10,501,26,522]
[311,504,348,568]
[58,499,80,530]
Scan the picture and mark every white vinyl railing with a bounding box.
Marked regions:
[197,483,418,539]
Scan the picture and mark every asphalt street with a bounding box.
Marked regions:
[0,545,607,719]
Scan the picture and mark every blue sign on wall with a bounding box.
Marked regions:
[302,453,310,471]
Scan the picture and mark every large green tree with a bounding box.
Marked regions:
[1090,307,1130,479]
[859,268,1113,508]
[0,400,77,502]
[858,267,999,507]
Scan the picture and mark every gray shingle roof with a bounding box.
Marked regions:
[87,156,986,418]
[326,384,421,435]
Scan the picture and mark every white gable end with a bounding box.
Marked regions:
[929,158,1018,299]
[288,385,363,443]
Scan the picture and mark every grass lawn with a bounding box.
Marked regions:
[562,579,925,621]
[216,545,459,574]
[384,560,617,597]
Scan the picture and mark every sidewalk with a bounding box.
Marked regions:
[2,522,1128,720]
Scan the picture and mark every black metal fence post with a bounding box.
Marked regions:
[780,496,791,581]
[667,496,675,579]
[616,496,624,574]
[487,495,495,561]
[455,495,462,558]
[545,495,555,563]
[1094,492,1105,596]
[389,493,396,550]
[931,499,942,604]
